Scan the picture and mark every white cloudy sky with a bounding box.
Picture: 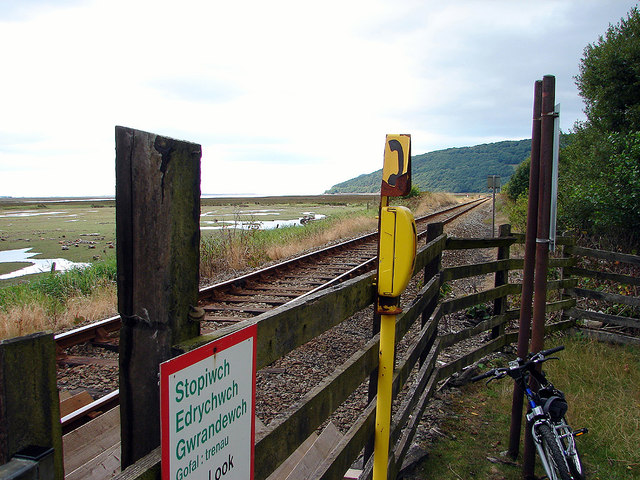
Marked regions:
[0,1,637,197]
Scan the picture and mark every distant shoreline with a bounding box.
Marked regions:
[0,192,478,207]
[0,193,383,206]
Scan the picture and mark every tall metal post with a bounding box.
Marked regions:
[373,311,397,479]
[508,80,542,458]
[487,175,500,237]
[523,75,556,479]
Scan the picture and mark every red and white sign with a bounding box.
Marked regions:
[160,325,257,480]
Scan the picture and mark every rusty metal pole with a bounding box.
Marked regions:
[523,74,556,479]
[507,80,542,459]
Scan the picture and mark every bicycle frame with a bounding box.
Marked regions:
[516,364,570,479]
[510,368,564,480]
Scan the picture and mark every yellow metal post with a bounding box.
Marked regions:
[373,134,415,480]
[373,312,396,479]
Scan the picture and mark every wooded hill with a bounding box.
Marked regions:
[325,139,531,193]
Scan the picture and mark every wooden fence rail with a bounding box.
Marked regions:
[562,244,640,346]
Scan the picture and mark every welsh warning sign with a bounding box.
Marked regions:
[160,325,257,480]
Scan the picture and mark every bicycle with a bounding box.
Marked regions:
[472,345,588,480]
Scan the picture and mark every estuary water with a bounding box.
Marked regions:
[200,212,326,230]
[0,248,89,280]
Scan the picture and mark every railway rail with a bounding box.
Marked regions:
[57,197,487,433]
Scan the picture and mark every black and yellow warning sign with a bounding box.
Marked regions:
[381,134,411,197]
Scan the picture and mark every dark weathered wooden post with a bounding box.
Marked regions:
[491,224,511,339]
[116,126,201,468]
[558,237,576,325]
[421,221,443,363]
[0,332,63,479]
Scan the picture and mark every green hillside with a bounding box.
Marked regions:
[325,139,531,193]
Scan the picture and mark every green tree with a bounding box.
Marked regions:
[561,130,640,235]
[576,6,640,134]
[558,7,640,245]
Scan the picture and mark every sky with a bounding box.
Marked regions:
[0,1,638,198]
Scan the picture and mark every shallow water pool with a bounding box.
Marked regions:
[0,248,89,280]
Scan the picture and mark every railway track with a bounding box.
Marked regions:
[57,197,487,433]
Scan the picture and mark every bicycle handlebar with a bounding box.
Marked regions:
[471,370,496,382]
[471,345,565,383]
[538,345,564,357]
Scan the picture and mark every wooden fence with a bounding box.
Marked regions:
[563,243,640,346]
[114,224,579,480]
[3,224,640,479]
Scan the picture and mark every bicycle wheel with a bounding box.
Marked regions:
[537,423,572,480]
[566,442,585,480]
[553,417,586,480]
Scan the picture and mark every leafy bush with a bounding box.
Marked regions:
[504,194,528,233]
[403,185,422,199]
[503,157,530,201]
[560,128,640,244]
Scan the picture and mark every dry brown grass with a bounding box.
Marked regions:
[265,215,379,260]
[266,192,461,261]
[0,286,117,340]
[413,191,462,216]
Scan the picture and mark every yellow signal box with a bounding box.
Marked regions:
[377,206,417,298]
[374,134,416,480]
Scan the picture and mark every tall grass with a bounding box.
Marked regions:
[1,192,462,338]
[0,258,117,340]
[547,335,640,478]
[200,208,379,277]
[199,192,461,278]
[411,191,463,216]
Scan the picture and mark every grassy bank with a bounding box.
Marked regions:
[200,208,379,275]
[0,258,117,339]
[411,333,640,479]
[199,191,461,276]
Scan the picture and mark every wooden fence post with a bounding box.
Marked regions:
[492,224,511,338]
[115,126,202,468]
[421,222,443,363]
[424,222,444,292]
[0,332,63,479]
[559,237,576,325]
